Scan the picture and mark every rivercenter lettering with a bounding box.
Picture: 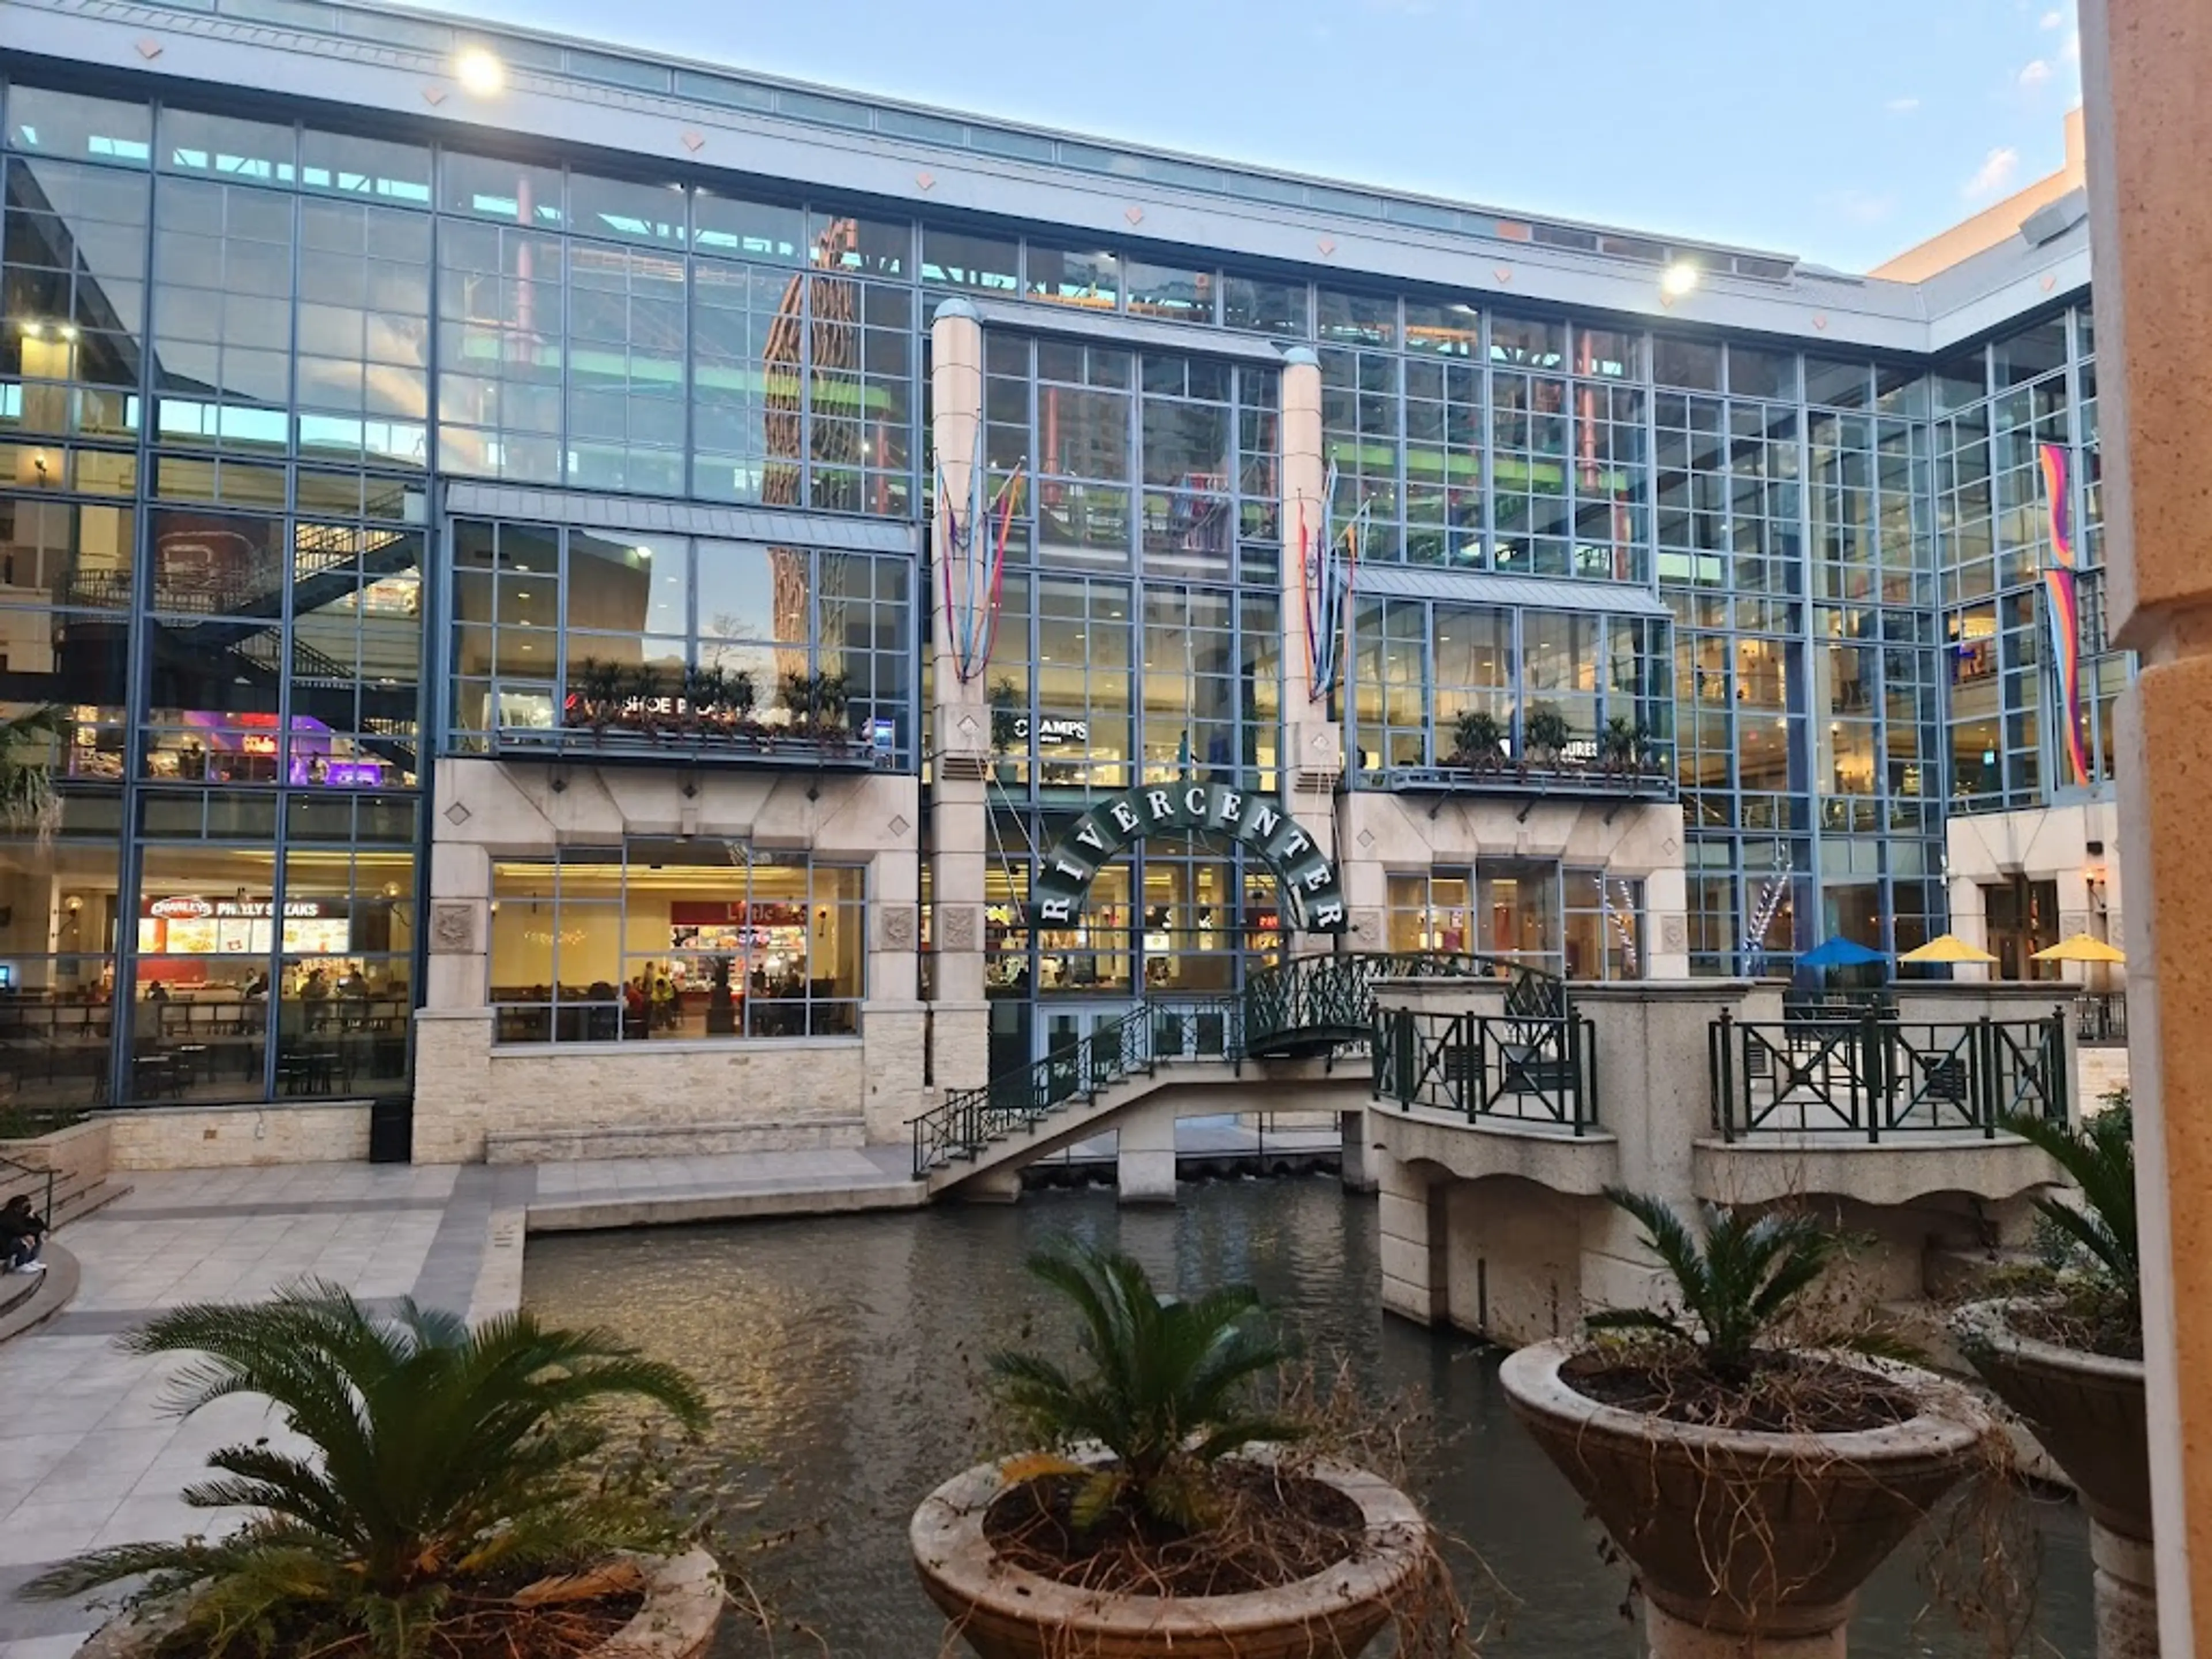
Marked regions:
[1027,782,1347,934]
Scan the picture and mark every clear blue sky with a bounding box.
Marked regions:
[438,0,2081,273]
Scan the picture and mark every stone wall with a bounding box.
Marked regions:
[406,756,928,1162]
[105,1104,370,1169]
[412,1005,905,1163]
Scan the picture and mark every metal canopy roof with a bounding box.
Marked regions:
[1353,566,1672,617]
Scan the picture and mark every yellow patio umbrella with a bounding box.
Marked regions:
[2032,933,2127,965]
[1899,933,1999,965]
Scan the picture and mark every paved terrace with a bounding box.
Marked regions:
[0,1122,1334,1654]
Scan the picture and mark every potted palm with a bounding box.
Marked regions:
[1448,709,1503,774]
[911,1239,1433,1659]
[1501,1189,1988,1657]
[1600,715,1639,778]
[1953,1099,2149,1658]
[31,1282,724,1659]
[1521,703,1572,774]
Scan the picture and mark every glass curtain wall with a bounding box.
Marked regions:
[2,82,431,1107]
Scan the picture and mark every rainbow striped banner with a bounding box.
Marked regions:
[2038,441,2092,788]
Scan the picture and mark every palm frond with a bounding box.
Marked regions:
[28,1278,709,1653]
[998,1237,1293,1533]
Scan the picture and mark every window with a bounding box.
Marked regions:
[448,521,914,764]
[489,842,865,1042]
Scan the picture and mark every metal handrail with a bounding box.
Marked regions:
[908,949,1566,1176]
[1709,1011,2069,1142]
[0,1153,57,1232]
[1372,1007,1600,1135]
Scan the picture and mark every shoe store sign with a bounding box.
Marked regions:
[1029,781,1347,933]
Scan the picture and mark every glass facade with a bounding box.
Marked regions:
[0,66,2127,1116]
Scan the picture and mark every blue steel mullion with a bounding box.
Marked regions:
[112,104,161,1108]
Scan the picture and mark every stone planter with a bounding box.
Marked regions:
[1955,1300,2154,1658]
[911,1457,1427,1659]
[1500,1340,1986,1658]
[71,1548,723,1659]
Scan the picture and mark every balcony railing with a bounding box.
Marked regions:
[492,714,899,770]
[1354,757,1676,802]
[2075,992,2128,1047]
[1372,1006,1600,1135]
[1708,1011,2069,1142]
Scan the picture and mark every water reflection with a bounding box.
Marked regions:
[523,1179,2090,1657]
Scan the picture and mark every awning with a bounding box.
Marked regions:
[1351,564,1672,618]
[442,482,919,556]
[964,297,1293,365]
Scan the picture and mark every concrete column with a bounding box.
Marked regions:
[1644,1606,1842,1659]
[1339,1107,1377,1192]
[1278,347,1342,890]
[927,298,992,1090]
[2093,1522,2161,1659]
[2082,1,2212,1647]
[1377,1150,1449,1323]
[1115,1097,1179,1205]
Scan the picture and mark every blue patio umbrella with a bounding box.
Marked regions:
[1798,936,1887,969]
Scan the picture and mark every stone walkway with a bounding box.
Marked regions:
[0,1123,1341,1653]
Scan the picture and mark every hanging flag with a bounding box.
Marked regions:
[2037,441,2092,788]
[937,421,1023,685]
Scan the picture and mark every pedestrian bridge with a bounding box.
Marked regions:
[907,952,1560,1196]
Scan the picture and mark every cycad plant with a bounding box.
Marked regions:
[990,1239,1301,1531]
[2006,1101,2138,1329]
[1589,1188,1897,1386]
[0,704,65,841]
[29,1282,707,1658]
[1522,703,1573,770]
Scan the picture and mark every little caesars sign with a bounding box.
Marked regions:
[1028,781,1347,934]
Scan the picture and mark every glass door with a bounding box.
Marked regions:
[1039,1002,1137,1102]
[1478,858,1563,977]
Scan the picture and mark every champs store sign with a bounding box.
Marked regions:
[1029,782,1347,934]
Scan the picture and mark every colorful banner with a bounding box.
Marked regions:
[1299,463,1365,702]
[2037,442,2092,788]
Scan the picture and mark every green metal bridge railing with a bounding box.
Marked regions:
[910,950,1560,1177]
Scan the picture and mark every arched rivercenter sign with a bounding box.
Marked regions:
[1029,781,1347,933]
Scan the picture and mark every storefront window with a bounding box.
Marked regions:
[488,841,865,1043]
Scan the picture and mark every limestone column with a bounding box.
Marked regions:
[1113,1094,1179,1205]
[926,298,991,1090]
[2083,1,2212,1652]
[1278,347,1343,875]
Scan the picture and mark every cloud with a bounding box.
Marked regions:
[2039,7,2065,26]
[2018,58,2054,88]
[2061,28,2080,60]
[1963,147,2022,199]
[1886,95,1921,113]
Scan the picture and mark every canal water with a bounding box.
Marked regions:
[523,1177,2090,1657]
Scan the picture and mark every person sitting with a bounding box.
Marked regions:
[1,1195,47,1275]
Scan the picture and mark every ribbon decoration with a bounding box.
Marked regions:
[1741,844,1790,964]
[2037,441,2092,789]
[935,419,1024,685]
[1299,461,1367,702]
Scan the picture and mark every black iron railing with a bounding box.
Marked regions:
[1372,1007,1600,1134]
[911,994,1244,1176]
[1243,950,1560,1057]
[908,949,1560,1176]
[2076,992,2127,1046]
[1709,1011,2069,1142]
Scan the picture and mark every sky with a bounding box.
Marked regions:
[431,0,2083,274]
